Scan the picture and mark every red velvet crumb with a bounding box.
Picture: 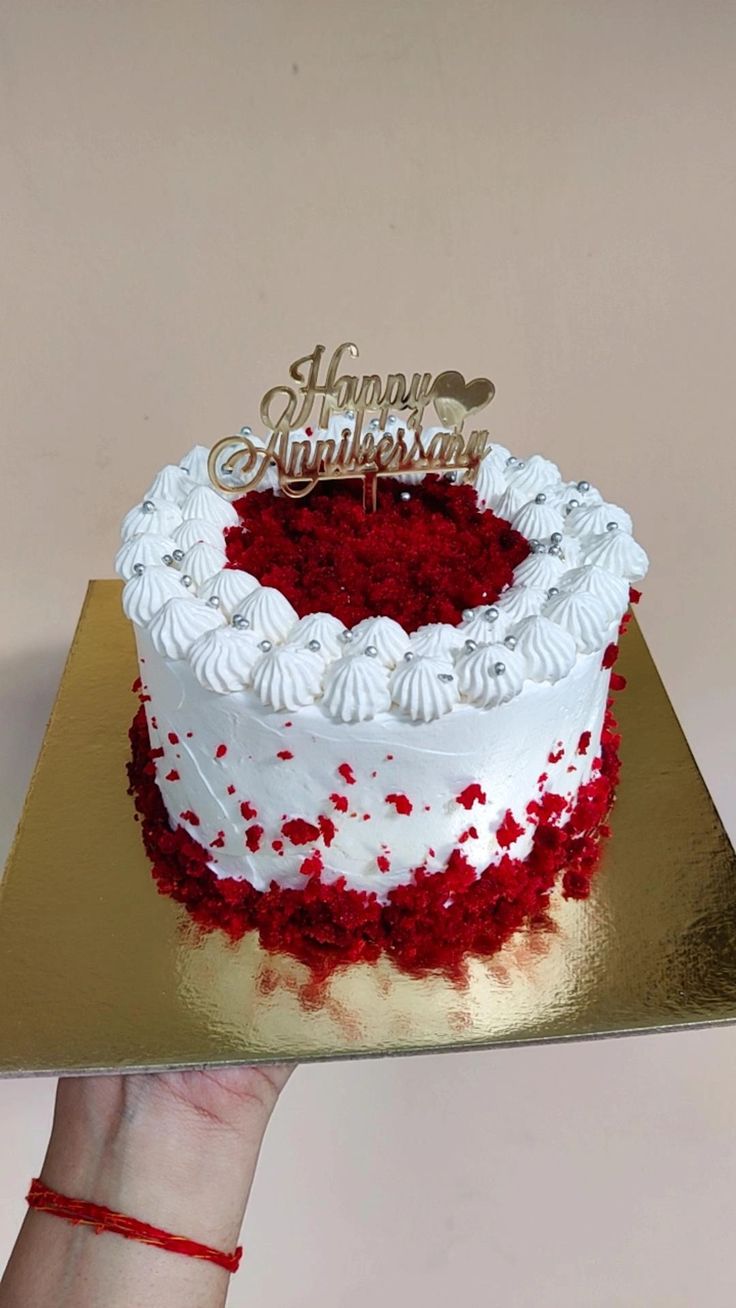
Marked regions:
[245,824,263,852]
[215,744,227,759]
[577,731,591,756]
[179,810,200,826]
[386,792,413,816]
[240,801,257,821]
[277,750,294,761]
[497,810,524,848]
[318,815,336,847]
[456,783,487,810]
[282,818,320,845]
[165,770,180,782]
[300,850,324,877]
[330,793,349,813]
[168,733,179,745]
[338,763,356,785]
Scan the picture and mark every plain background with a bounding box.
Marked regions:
[2,2,736,1304]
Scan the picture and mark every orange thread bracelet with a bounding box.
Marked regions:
[26,1178,242,1273]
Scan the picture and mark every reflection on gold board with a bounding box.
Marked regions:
[0,581,735,1076]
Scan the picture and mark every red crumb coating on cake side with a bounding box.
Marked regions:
[223,478,529,629]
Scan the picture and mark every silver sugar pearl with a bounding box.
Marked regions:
[232,614,249,629]
[437,672,454,683]
[239,425,253,436]
[548,545,564,557]
[506,455,518,467]
[364,644,378,658]
[258,639,272,653]
[577,480,591,493]
[132,563,145,576]
[528,539,541,552]
[462,608,475,622]
[534,492,547,504]
[606,520,619,531]
[369,417,381,431]
[566,499,580,513]
[493,661,506,676]
[307,638,321,653]
[400,491,411,502]
[483,606,499,623]
[504,635,517,649]
[340,629,353,643]
[550,531,563,545]
[162,553,174,566]
[206,595,221,609]
[180,574,193,588]
[142,499,156,513]
[547,586,560,598]
[464,639,478,653]
[346,410,355,420]
[444,471,457,484]
[515,460,526,470]
[172,549,184,563]
[403,650,415,661]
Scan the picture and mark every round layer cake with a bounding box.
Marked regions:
[118,430,648,975]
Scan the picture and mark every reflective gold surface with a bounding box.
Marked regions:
[0,582,734,1076]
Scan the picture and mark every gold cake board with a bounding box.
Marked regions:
[1,582,735,1077]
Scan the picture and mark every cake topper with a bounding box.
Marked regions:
[208,342,495,510]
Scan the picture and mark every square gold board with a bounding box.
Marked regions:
[1,581,735,1076]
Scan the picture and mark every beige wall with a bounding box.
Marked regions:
[2,2,736,1303]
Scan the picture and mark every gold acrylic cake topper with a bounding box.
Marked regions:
[208,343,495,511]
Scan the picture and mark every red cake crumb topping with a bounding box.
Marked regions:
[224,479,529,629]
[210,831,225,848]
[272,839,284,854]
[610,672,627,692]
[330,793,349,813]
[245,824,263,852]
[386,792,413,816]
[277,750,294,760]
[496,810,524,848]
[629,587,641,604]
[240,801,257,820]
[282,818,320,845]
[215,744,227,759]
[602,643,619,669]
[179,810,200,826]
[577,731,591,756]
[456,783,487,810]
[300,850,324,877]
[168,732,179,745]
[165,770,180,782]
[318,815,336,847]
[338,763,356,785]
[227,784,236,795]
[548,747,564,764]
[459,826,479,844]
[377,853,391,873]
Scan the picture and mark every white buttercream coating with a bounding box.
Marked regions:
[506,454,561,497]
[198,568,260,617]
[180,541,228,587]
[511,551,566,590]
[560,564,630,623]
[233,586,298,642]
[172,518,227,552]
[540,480,603,511]
[322,654,392,722]
[543,589,610,653]
[121,500,182,542]
[458,606,512,646]
[179,444,213,484]
[349,616,409,667]
[511,499,565,542]
[494,482,529,521]
[494,585,548,625]
[474,455,507,510]
[486,442,512,469]
[566,500,633,538]
[510,615,577,684]
[455,642,526,707]
[181,485,240,528]
[288,612,346,661]
[189,624,263,693]
[148,596,226,660]
[390,655,458,721]
[251,645,324,711]
[115,533,177,580]
[145,464,195,506]
[122,565,191,626]
[410,623,465,659]
[583,529,649,582]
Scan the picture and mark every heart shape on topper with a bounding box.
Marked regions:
[432,371,495,428]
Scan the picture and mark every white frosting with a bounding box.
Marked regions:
[474,455,507,511]
[390,655,458,721]
[511,551,566,590]
[583,529,649,582]
[510,615,577,683]
[458,605,512,646]
[172,518,227,552]
[566,500,633,538]
[349,616,409,667]
[251,645,324,711]
[233,586,298,642]
[486,442,511,469]
[510,498,565,542]
[198,568,260,617]
[288,612,346,661]
[114,533,177,580]
[121,500,182,542]
[541,480,603,511]
[494,482,529,521]
[189,624,262,693]
[181,484,240,528]
[410,622,464,659]
[494,585,548,625]
[560,564,630,624]
[543,589,610,653]
[122,565,191,626]
[148,596,226,660]
[179,444,213,484]
[455,642,526,707]
[506,454,561,497]
[180,541,227,587]
[323,654,392,722]
[144,464,195,506]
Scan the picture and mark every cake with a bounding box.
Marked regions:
[119,345,648,977]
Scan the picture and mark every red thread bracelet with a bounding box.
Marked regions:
[26,1178,242,1274]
